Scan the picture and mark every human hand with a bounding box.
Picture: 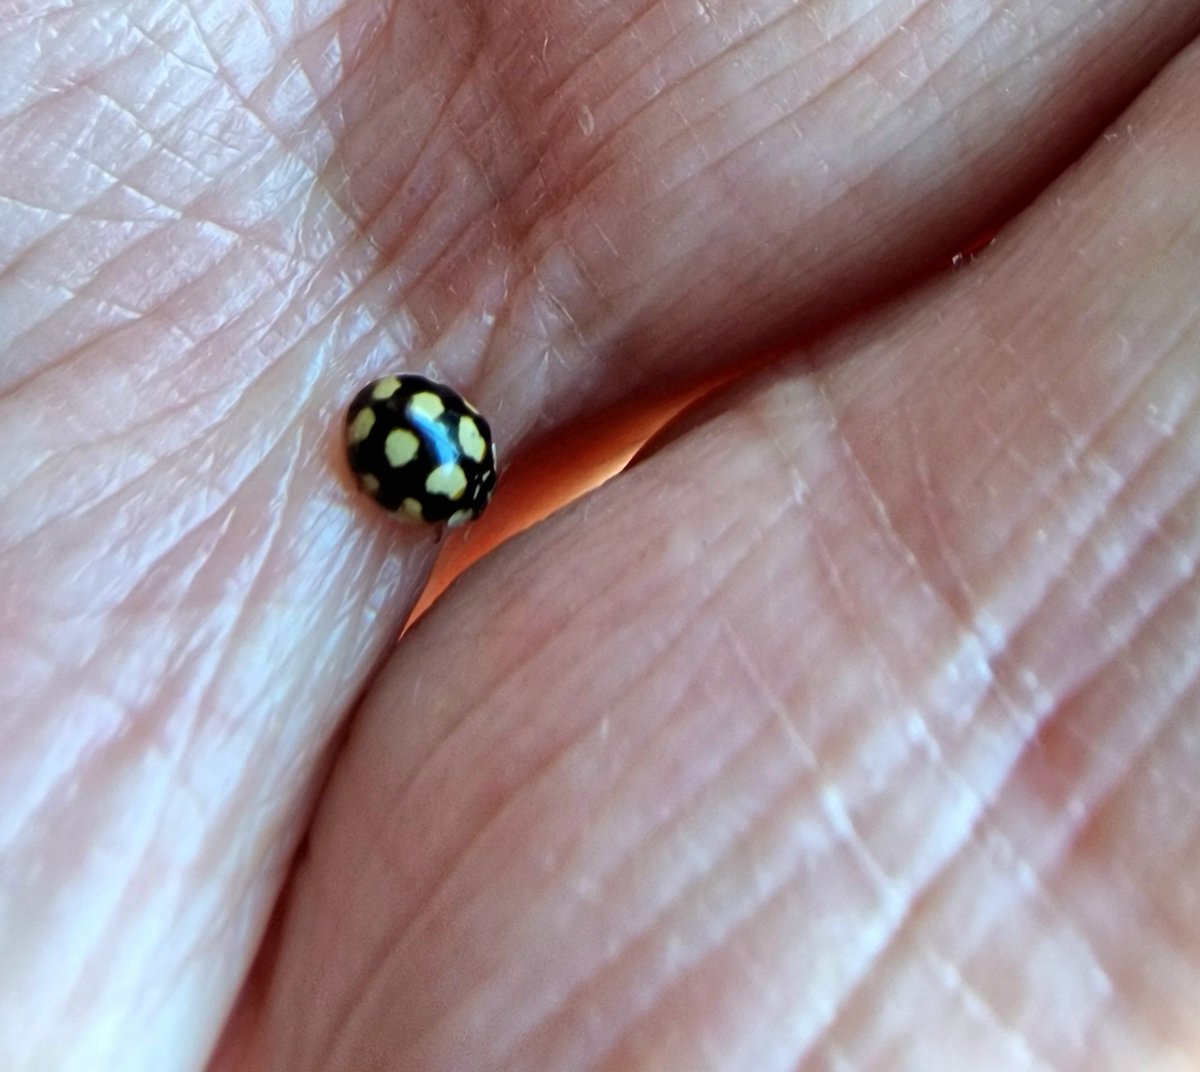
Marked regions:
[2,2,1199,1070]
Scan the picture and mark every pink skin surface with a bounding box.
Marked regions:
[1,2,1199,1070]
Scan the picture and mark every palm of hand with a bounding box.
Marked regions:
[2,2,1199,1070]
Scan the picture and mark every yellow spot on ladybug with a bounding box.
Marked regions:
[448,509,473,527]
[458,416,487,462]
[385,428,419,468]
[371,376,401,401]
[426,462,467,500]
[347,408,375,444]
[400,498,424,520]
[360,473,380,494]
[408,391,444,422]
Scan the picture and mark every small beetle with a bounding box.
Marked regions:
[345,375,497,527]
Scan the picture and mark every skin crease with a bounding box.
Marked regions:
[0,1,1198,1070]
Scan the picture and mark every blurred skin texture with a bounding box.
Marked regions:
[1,1,1200,1070]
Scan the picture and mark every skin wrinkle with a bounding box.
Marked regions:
[719,404,1080,1071]
[523,801,835,1070]
[0,346,318,575]
[1053,388,1200,648]
[681,316,1195,1070]
[366,163,501,307]
[248,0,1185,458]
[963,360,1196,713]
[16,714,197,1051]
[317,48,435,212]
[1036,751,1198,1056]
[367,643,777,1061]
[5,212,169,334]
[921,948,1054,1072]
[0,679,132,855]
[548,0,1100,246]
[349,0,925,308]
[80,82,227,190]
[796,367,1200,1061]
[785,451,923,722]
[848,238,1199,643]
[0,198,320,403]
[1,220,396,519]
[51,708,221,1038]
[962,153,1200,464]
[6,232,265,410]
[2,12,147,119]
[344,463,753,883]
[863,0,1192,216]
[519,0,905,232]
[957,845,1117,1042]
[720,618,818,770]
[864,921,1060,1070]
[532,0,805,188]
[905,402,980,618]
[793,805,1041,1071]
[950,336,1111,507]
[806,375,952,637]
[60,138,186,220]
[584,765,906,1072]
[580,84,931,349]
[479,685,842,1072]
[343,105,465,264]
[933,767,1134,1057]
[0,174,191,315]
[1041,204,1200,440]
[320,2,392,108]
[315,492,787,1068]
[182,657,341,909]
[345,18,492,242]
[518,0,670,124]
[41,461,390,1054]
[0,456,288,862]
[916,299,1197,634]
[457,627,811,1069]
[659,0,953,186]
[2,34,229,186]
[534,247,591,350]
[0,8,345,366]
[76,749,289,1061]
[1047,683,1200,997]
[1056,554,1200,831]
[471,242,601,400]
[238,0,290,51]
[1141,679,1200,840]
[178,2,286,113]
[945,345,1088,506]
[628,0,926,169]
[16,456,312,696]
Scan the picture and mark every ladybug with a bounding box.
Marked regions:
[345,374,497,527]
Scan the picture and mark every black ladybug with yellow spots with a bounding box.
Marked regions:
[345,375,497,527]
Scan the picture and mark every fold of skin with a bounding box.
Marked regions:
[1,1,1198,1069]
[247,40,1200,1072]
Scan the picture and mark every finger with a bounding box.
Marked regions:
[247,39,1200,1071]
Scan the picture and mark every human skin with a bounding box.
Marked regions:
[1,1,1199,1070]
